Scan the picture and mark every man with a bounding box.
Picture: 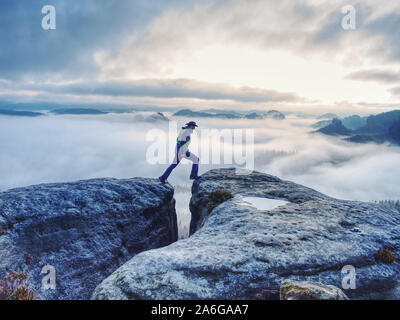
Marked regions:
[159,121,200,184]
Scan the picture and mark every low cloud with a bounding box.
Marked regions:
[1,113,400,238]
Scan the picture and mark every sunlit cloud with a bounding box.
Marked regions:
[1,0,400,110]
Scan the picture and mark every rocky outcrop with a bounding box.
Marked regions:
[244,111,286,120]
[0,178,177,300]
[317,118,352,136]
[312,115,367,130]
[318,110,400,146]
[265,110,285,120]
[317,113,338,120]
[388,119,400,144]
[245,112,265,120]
[92,168,400,300]
[133,112,169,122]
[280,279,349,300]
[341,115,367,130]
[189,169,328,235]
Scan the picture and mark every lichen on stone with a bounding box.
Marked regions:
[374,248,396,264]
[206,189,234,213]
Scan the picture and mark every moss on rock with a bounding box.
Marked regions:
[207,189,234,213]
[280,279,349,300]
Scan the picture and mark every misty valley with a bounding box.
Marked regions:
[1,107,400,239]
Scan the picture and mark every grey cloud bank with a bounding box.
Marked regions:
[346,70,400,84]
[0,79,306,104]
[1,0,400,109]
[0,0,190,80]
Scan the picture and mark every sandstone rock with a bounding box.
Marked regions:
[252,289,280,300]
[280,279,349,300]
[189,168,329,234]
[92,168,400,300]
[0,177,177,299]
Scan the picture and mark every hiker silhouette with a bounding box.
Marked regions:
[159,121,199,183]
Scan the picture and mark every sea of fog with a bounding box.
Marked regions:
[1,112,400,238]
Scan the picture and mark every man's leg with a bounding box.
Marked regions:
[159,148,181,182]
[159,162,179,182]
[185,151,200,180]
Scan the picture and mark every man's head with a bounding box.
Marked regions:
[186,121,198,130]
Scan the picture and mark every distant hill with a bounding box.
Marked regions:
[0,109,43,117]
[202,108,242,117]
[312,115,367,130]
[244,112,265,119]
[317,118,352,136]
[245,111,286,120]
[133,112,169,122]
[388,119,400,144]
[173,109,242,119]
[342,115,368,130]
[0,100,171,113]
[312,119,332,129]
[174,108,285,120]
[51,108,109,115]
[147,112,169,122]
[346,134,386,144]
[265,110,285,120]
[317,110,400,145]
[317,113,338,120]
[356,110,400,135]
[296,113,317,118]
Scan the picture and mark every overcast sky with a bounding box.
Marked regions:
[1,0,400,112]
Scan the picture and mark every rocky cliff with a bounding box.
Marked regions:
[0,177,177,300]
[92,168,400,300]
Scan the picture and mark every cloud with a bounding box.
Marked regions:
[96,0,328,79]
[251,118,400,201]
[365,13,400,61]
[346,69,400,84]
[389,87,400,97]
[96,0,396,80]
[346,69,400,99]
[312,10,344,44]
[2,113,400,238]
[0,0,189,80]
[1,78,308,103]
[2,0,400,109]
[2,0,400,82]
